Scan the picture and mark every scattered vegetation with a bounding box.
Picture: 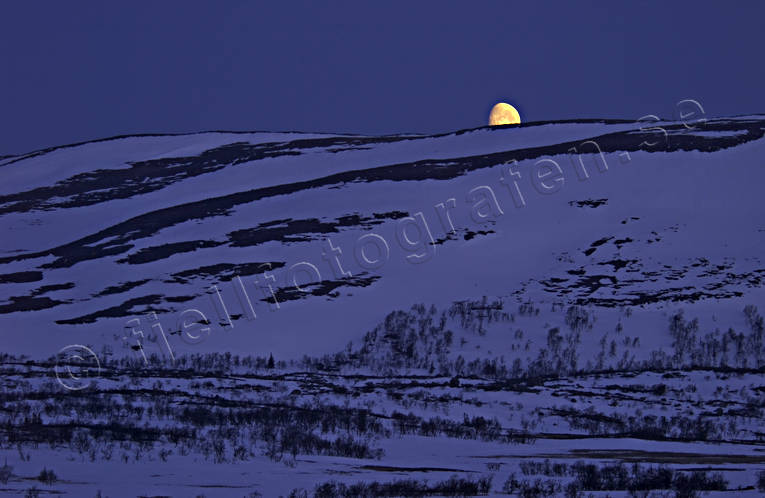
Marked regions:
[505,460,728,497]
[37,467,57,485]
[291,475,493,497]
[0,459,12,484]
[24,487,40,498]
[0,300,763,496]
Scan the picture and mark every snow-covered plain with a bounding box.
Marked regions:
[1,116,764,496]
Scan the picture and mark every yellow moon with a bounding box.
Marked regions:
[489,102,521,126]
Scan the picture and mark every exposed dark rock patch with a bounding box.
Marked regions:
[584,237,613,256]
[164,295,196,303]
[166,261,286,285]
[0,295,69,314]
[227,211,407,248]
[598,259,638,271]
[569,198,608,208]
[266,275,379,304]
[94,279,151,297]
[463,230,494,241]
[575,288,744,307]
[0,270,43,284]
[0,282,75,314]
[613,238,634,248]
[30,282,75,296]
[55,294,167,325]
[119,240,223,265]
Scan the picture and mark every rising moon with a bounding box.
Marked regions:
[489,102,521,126]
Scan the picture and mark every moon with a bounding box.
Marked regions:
[489,102,521,126]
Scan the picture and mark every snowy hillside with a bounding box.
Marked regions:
[1,116,765,497]
[1,116,764,360]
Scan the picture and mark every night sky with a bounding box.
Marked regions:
[1,1,763,155]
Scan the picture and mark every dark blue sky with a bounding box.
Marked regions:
[1,1,763,155]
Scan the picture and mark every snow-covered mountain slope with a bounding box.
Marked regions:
[3,117,765,498]
[1,116,764,361]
